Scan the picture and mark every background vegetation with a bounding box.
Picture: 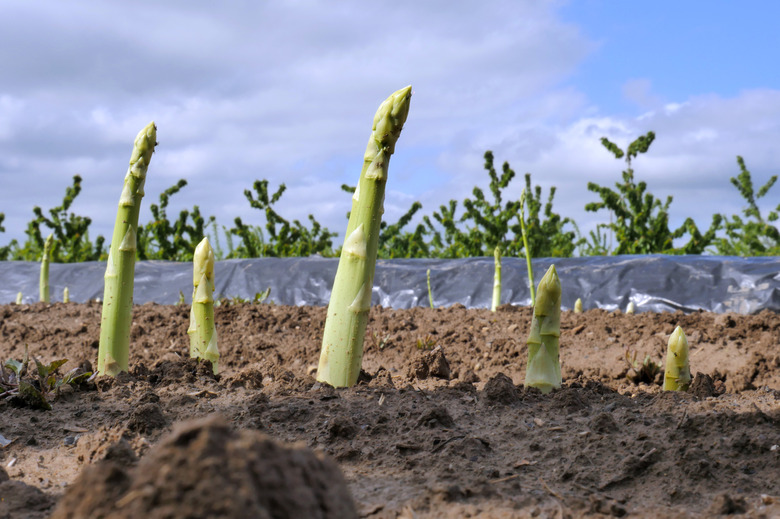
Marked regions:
[1,133,778,262]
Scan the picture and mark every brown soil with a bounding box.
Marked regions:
[1,301,779,518]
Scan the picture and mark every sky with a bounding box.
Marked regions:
[1,0,779,254]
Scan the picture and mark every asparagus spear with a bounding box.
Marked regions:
[97,122,157,376]
[16,292,22,305]
[663,326,691,391]
[63,287,69,303]
[524,264,561,393]
[626,301,635,314]
[39,233,53,303]
[317,86,412,388]
[574,297,583,313]
[491,246,501,312]
[426,268,434,309]
[519,189,535,306]
[188,237,219,374]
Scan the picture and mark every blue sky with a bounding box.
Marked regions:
[1,0,778,253]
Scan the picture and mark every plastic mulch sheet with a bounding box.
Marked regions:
[1,255,778,314]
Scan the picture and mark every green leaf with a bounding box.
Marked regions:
[18,380,51,410]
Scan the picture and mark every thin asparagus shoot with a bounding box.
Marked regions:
[626,301,635,314]
[97,122,157,377]
[524,264,561,394]
[519,189,535,306]
[426,268,434,309]
[188,237,219,374]
[39,233,53,303]
[491,246,502,312]
[574,297,582,313]
[317,86,412,388]
[16,292,22,305]
[63,287,69,303]
[663,326,691,391]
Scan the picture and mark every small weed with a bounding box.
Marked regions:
[624,348,662,384]
[0,346,92,410]
[416,335,438,351]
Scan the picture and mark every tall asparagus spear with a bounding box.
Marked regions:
[519,190,536,306]
[188,237,219,374]
[491,246,502,312]
[39,233,53,303]
[97,122,157,377]
[317,86,412,388]
[663,326,691,391]
[524,264,562,393]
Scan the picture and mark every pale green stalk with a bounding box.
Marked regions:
[574,298,582,313]
[519,189,535,306]
[663,326,691,391]
[39,233,53,303]
[188,237,219,374]
[97,122,157,377]
[63,287,69,303]
[491,246,501,312]
[16,292,22,305]
[426,268,434,309]
[524,264,561,394]
[317,86,412,388]
[626,301,635,314]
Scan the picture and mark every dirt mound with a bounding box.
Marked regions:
[51,415,356,519]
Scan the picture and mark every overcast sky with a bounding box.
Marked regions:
[1,0,779,253]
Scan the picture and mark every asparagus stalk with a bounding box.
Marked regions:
[491,246,501,311]
[626,301,635,314]
[16,292,22,305]
[574,297,583,313]
[663,326,691,391]
[39,233,53,303]
[317,86,412,388]
[97,122,157,377]
[188,237,219,374]
[519,189,535,306]
[63,287,69,303]
[524,264,561,394]
[426,268,434,309]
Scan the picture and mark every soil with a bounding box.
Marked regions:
[0,301,779,518]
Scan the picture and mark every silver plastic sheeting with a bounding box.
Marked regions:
[0,255,778,314]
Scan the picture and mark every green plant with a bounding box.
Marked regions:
[714,156,780,255]
[524,264,561,394]
[97,122,157,377]
[1,347,92,410]
[624,349,662,384]
[317,85,412,388]
[136,179,216,261]
[426,268,434,308]
[518,190,535,305]
[229,180,337,258]
[10,175,105,262]
[416,335,437,351]
[586,132,721,254]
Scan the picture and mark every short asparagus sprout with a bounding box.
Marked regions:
[663,326,691,391]
[187,237,219,374]
[626,301,635,314]
[491,246,502,312]
[574,298,582,313]
[16,292,22,305]
[317,85,412,388]
[63,287,69,303]
[519,189,535,306]
[40,233,53,303]
[524,264,561,394]
[97,122,157,377]
[426,268,434,309]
